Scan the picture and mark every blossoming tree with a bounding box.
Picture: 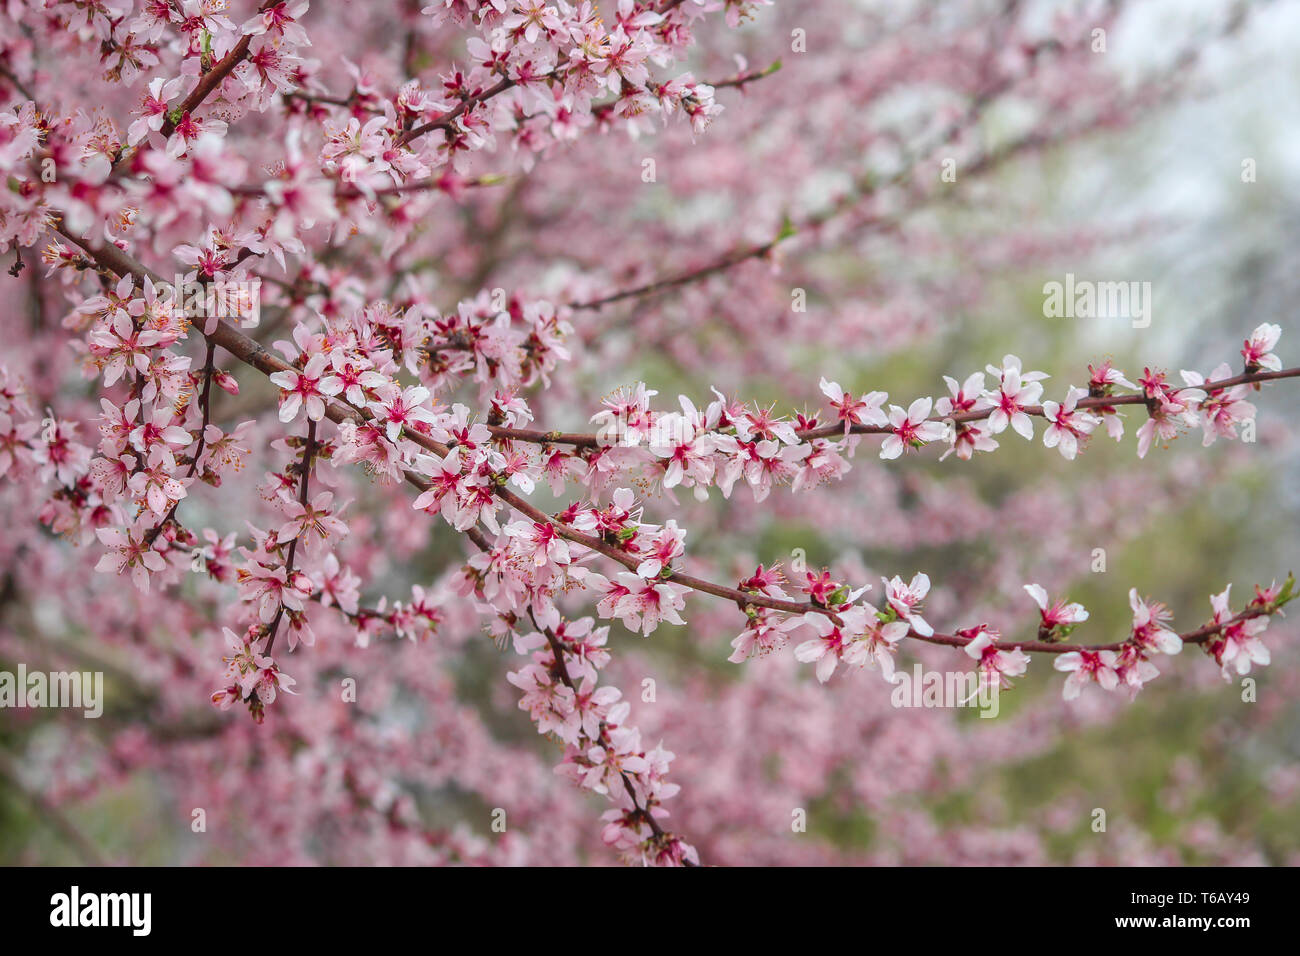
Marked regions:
[0,0,1296,866]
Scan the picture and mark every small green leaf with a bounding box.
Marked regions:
[1276,572,1296,607]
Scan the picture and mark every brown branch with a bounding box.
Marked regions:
[50,225,1295,663]
[396,76,516,148]
[113,1,278,171]
[525,607,696,865]
[395,0,761,149]
[143,339,217,546]
[802,366,1300,441]
[263,416,316,655]
[463,364,1300,449]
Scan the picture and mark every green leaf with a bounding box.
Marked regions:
[1276,572,1296,607]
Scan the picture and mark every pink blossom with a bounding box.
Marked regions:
[882,572,933,636]
[961,625,1030,694]
[268,354,343,423]
[506,519,573,572]
[1128,589,1182,656]
[935,371,986,416]
[1180,363,1257,446]
[277,491,349,553]
[368,384,437,442]
[879,397,946,459]
[1054,649,1121,699]
[128,76,184,146]
[1241,322,1282,372]
[793,607,872,683]
[608,572,688,636]
[819,377,888,435]
[982,355,1048,440]
[1203,585,1271,678]
[842,609,910,682]
[635,520,685,578]
[1041,386,1100,460]
[95,522,168,593]
[1024,583,1089,640]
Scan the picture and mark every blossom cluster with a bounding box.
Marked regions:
[504,610,697,865]
[1,0,738,262]
[1,0,1296,866]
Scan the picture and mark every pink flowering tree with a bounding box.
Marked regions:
[1,0,1297,866]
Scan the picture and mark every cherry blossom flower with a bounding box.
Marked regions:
[87,309,165,388]
[277,491,349,554]
[368,384,438,442]
[128,405,192,455]
[935,371,985,416]
[591,383,658,448]
[728,607,801,663]
[268,354,343,423]
[882,572,934,636]
[842,609,910,682]
[819,377,888,435]
[982,355,1048,440]
[1202,585,1271,678]
[506,519,572,573]
[241,652,298,711]
[1180,363,1256,446]
[128,76,184,146]
[1041,386,1100,460]
[336,420,403,482]
[1087,360,1137,393]
[237,561,311,624]
[128,446,188,515]
[961,625,1030,694]
[649,402,717,494]
[242,0,312,46]
[1054,649,1121,699]
[1128,589,1182,656]
[940,420,999,462]
[1135,404,1183,459]
[507,662,577,740]
[879,397,946,459]
[1241,322,1282,372]
[793,611,857,683]
[95,522,168,593]
[635,520,686,578]
[606,572,688,636]
[32,418,92,486]
[1024,583,1089,640]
